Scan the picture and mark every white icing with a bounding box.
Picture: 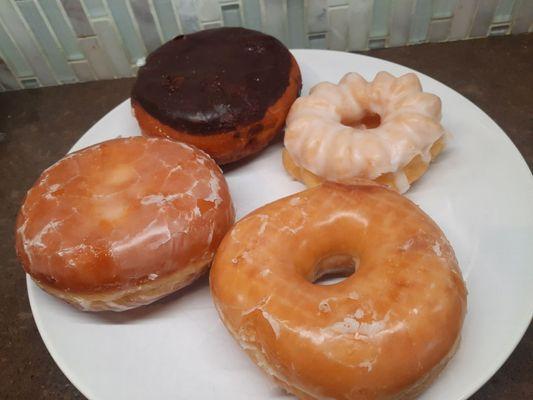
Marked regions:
[285,72,445,183]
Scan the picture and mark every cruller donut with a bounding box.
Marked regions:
[132,27,302,165]
[211,182,466,400]
[16,137,234,311]
[283,72,446,193]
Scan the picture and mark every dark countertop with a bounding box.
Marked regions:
[0,34,531,399]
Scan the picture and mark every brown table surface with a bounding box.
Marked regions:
[0,34,531,399]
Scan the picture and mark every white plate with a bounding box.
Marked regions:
[28,50,533,400]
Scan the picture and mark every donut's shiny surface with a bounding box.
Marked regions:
[211,182,466,399]
[16,137,234,311]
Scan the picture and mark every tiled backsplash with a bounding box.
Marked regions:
[0,0,531,91]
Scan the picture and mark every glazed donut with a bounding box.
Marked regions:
[132,27,302,165]
[284,72,446,193]
[16,137,234,311]
[211,182,466,400]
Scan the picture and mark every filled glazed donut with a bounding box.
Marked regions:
[284,72,446,193]
[132,27,302,165]
[211,182,466,400]
[16,137,234,311]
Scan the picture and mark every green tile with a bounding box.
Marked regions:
[0,1,56,85]
[370,0,391,37]
[242,0,261,30]
[368,37,386,49]
[222,4,242,27]
[18,0,77,83]
[153,0,181,40]
[493,0,516,23]
[0,56,21,89]
[174,0,200,34]
[130,0,162,52]
[39,0,84,61]
[287,0,306,48]
[409,0,432,43]
[432,0,457,19]
[488,23,510,35]
[83,0,107,18]
[0,21,33,77]
[21,77,40,89]
[308,33,326,49]
[60,0,95,37]
[107,0,146,63]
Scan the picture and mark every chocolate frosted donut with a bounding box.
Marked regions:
[132,27,302,164]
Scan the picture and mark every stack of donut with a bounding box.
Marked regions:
[16,27,466,400]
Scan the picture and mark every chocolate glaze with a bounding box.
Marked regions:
[132,27,292,135]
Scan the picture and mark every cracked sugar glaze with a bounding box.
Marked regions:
[16,137,234,294]
[211,183,466,400]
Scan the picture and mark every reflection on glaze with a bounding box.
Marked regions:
[211,183,466,400]
[16,137,234,294]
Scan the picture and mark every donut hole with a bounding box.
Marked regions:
[341,112,381,130]
[311,254,358,286]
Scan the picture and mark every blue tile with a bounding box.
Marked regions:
[409,0,432,43]
[222,4,242,27]
[21,77,40,89]
[107,0,146,63]
[83,0,107,18]
[493,0,516,23]
[60,0,94,37]
[153,0,181,40]
[39,0,84,61]
[287,0,306,48]
[17,1,77,83]
[175,0,201,34]
[242,0,261,30]
[0,21,33,77]
[370,0,391,37]
[130,0,163,52]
